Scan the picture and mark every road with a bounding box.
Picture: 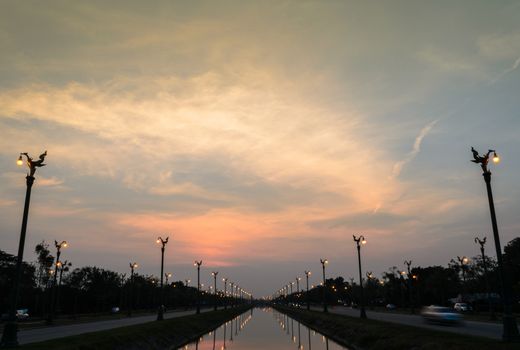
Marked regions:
[4,307,218,345]
[326,306,507,340]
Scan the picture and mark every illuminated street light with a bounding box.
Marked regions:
[212,271,219,311]
[304,271,311,311]
[1,151,47,347]
[404,260,415,314]
[353,235,367,319]
[194,260,202,314]
[471,147,518,341]
[47,240,68,324]
[320,259,328,313]
[128,262,138,317]
[165,272,172,286]
[156,236,169,321]
[223,277,229,309]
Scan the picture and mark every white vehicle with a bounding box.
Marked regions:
[453,303,472,312]
[421,305,462,325]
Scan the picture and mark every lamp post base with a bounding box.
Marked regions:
[0,321,18,348]
[360,307,367,319]
[157,306,164,321]
[502,314,520,342]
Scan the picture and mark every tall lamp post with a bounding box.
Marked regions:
[457,256,469,302]
[304,271,311,311]
[230,282,235,307]
[128,262,138,317]
[471,147,519,341]
[212,271,219,311]
[1,151,47,347]
[320,259,328,313]
[296,277,301,294]
[404,260,415,314]
[48,240,68,324]
[353,235,367,319]
[475,236,495,319]
[165,273,172,286]
[194,260,202,313]
[156,236,169,321]
[223,278,228,309]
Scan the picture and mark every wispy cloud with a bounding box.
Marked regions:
[391,120,438,179]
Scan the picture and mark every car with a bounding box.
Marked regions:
[386,304,397,310]
[421,305,462,325]
[453,302,472,312]
[16,309,29,320]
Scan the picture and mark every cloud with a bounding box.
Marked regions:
[391,120,438,179]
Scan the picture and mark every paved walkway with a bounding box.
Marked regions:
[6,307,221,345]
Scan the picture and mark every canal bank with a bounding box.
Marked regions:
[20,306,251,350]
[274,306,519,350]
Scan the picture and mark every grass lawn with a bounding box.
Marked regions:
[276,306,520,350]
[21,306,250,350]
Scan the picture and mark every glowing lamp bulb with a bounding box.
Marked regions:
[493,152,500,163]
[17,155,23,166]
[361,239,367,245]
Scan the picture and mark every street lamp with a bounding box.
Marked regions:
[212,271,219,311]
[475,236,495,319]
[320,259,328,313]
[128,262,138,317]
[165,273,172,286]
[471,147,519,341]
[223,277,228,309]
[304,271,311,311]
[353,235,367,319]
[456,256,469,303]
[296,277,301,294]
[230,282,235,307]
[1,151,47,347]
[156,236,169,321]
[404,260,415,314]
[194,260,202,313]
[47,240,68,324]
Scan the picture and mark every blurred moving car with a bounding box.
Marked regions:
[16,309,29,320]
[385,303,396,310]
[453,302,472,312]
[421,305,462,325]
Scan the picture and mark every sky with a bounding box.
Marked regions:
[1,0,520,297]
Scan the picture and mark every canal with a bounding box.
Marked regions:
[181,307,349,349]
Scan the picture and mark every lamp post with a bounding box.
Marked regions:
[296,277,301,294]
[404,260,415,314]
[475,236,495,319]
[194,260,202,314]
[223,278,228,309]
[128,262,138,317]
[184,279,190,287]
[471,147,519,341]
[320,259,328,313]
[212,271,219,311]
[1,151,47,347]
[353,235,367,319]
[56,260,71,318]
[457,256,469,303]
[47,240,68,324]
[304,271,311,311]
[156,236,169,321]
[230,282,234,307]
[165,273,172,286]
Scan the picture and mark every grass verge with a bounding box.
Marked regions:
[21,306,250,350]
[275,306,519,350]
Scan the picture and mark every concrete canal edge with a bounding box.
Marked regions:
[21,306,252,350]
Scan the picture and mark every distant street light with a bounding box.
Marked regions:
[165,272,172,286]
[223,278,228,309]
[48,240,68,324]
[304,271,311,311]
[230,282,235,307]
[194,260,202,314]
[475,236,495,319]
[212,271,219,311]
[1,151,47,347]
[353,235,367,319]
[404,260,415,314]
[156,236,169,321]
[184,279,190,286]
[471,147,519,341]
[296,277,301,294]
[320,259,328,313]
[128,262,138,317]
[457,256,469,302]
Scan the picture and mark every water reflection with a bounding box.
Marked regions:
[180,308,348,349]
